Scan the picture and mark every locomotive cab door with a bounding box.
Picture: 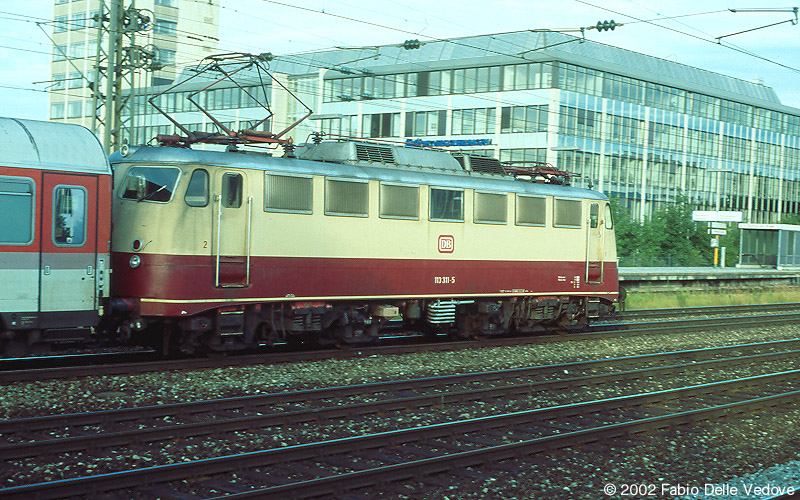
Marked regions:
[213,171,252,288]
[39,172,100,326]
[585,202,604,284]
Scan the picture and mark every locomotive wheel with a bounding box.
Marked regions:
[454,312,482,340]
[256,322,280,347]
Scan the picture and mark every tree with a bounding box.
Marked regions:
[607,198,637,259]
[779,213,800,226]
[609,196,721,267]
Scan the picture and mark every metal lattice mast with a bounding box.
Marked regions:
[91,0,161,152]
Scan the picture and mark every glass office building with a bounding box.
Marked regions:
[126,30,800,224]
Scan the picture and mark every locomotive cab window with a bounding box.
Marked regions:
[184,169,209,207]
[325,178,368,217]
[265,173,313,214]
[605,203,614,229]
[53,186,86,246]
[380,183,419,220]
[222,173,243,208]
[554,198,582,228]
[474,191,507,224]
[430,187,464,222]
[516,194,546,226]
[120,166,180,203]
[0,177,35,245]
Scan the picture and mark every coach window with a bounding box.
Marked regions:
[265,172,313,214]
[554,198,582,228]
[380,183,419,219]
[120,166,180,202]
[516,194,546,226]
[184,169,209,207]
[430,187,464,222]
[474,191,507,224]
[222,173,243,208]
[0,177,35,245]
[325,178,368,217]
[53,186,86,246]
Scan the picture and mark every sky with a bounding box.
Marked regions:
[2,0,800,121]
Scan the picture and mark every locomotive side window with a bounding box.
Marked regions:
[515,194,546,226]
[325,178,368,217]
[0,177,35,245]
[430,187,464,222]
[265,173,313,214]
[222,173,243,208]
[589,203,599,228]
[605,203,614,229]
[53,186,86,246]
[380,183,419,220]
[474,191,507,224]
[184,169,209,207]
[554,198,582,228]
[120,167,180,203]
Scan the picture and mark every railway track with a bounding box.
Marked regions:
[617,301,800,321]
[2,338,800,498]
[3,307,800,383]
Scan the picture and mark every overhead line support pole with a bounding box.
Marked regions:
[104,0,121,153]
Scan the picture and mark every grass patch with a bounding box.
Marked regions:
[626,287,800,310]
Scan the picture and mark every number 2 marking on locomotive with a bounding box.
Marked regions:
[203,241,208,248]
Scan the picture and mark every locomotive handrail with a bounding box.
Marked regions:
[246,196,253,286]
[215,194,222,288]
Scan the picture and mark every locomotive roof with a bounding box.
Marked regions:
[109,145,608,201]
[0,118,110,175]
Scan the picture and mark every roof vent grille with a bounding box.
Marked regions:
[355,143,395,163]
[467,156,507,175]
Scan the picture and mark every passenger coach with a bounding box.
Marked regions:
[109,139,618,352]
[0,118,112,351]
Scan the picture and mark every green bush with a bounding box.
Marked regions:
[610,196,739,267]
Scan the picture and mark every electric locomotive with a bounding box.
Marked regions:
[108,138,618,353]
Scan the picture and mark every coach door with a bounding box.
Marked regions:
[40,172,99,324]
[213,171,252,287]
[585,202,604,284]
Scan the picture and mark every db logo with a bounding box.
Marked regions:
[438,235,454,253]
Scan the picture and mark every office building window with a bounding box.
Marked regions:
[154,19,177,37]
[50,102,65,120]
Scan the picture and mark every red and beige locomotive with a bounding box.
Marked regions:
[0,115,618,355]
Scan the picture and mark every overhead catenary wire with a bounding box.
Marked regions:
[3,0,797,150]
[0,3,779,113]
[574,0,800,75]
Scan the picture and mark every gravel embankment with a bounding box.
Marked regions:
[2,325,800,498]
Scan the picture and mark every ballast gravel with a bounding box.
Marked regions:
[2,325,800,499]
